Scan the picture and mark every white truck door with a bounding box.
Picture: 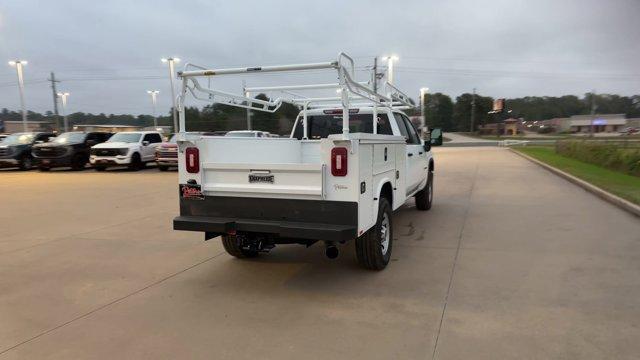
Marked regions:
[394,113,424,195]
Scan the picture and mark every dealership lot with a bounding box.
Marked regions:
[1,147,639,359]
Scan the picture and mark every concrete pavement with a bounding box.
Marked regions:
[1,148,639,359]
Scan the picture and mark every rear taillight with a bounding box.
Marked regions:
[331,147,348,176]
[185,147,199,173]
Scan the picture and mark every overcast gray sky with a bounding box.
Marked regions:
[1,0,639,116]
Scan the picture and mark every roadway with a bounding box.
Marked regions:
[1,147,639,359]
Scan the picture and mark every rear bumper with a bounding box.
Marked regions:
[156,158,178,166]
[174,216,356,242]
[173,195,358,242]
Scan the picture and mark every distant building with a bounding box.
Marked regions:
[626,118,640,128]
[71,124,142,133]
[478,118,523,135]
[542,114,626,133]
[3,120,54,133]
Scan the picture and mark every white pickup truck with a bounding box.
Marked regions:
[172,53,442,270]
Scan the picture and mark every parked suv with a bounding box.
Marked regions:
[33,131,112,171]
[90,131,162,171]
[0,132,55,170]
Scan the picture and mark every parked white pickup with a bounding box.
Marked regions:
[172,54,441,270]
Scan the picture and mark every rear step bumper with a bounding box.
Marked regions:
[174,195,358,242]
[174,216,356,242]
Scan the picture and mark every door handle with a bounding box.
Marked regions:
[408,153,414,157]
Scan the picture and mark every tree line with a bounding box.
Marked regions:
[420,92,640,132]
[2,92,639,134]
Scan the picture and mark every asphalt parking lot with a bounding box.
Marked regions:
[1,147,639,359]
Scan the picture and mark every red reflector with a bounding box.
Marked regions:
[185,147,199,173]
[331,147,348,176]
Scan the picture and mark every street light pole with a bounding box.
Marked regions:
[57,92,70,132]
[147,90,159,128]
[9,60,28,132]
[419,87,428,128]
[161,57,180,133]
[386,55,399,85]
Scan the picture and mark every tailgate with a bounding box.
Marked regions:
[201,162,325,198]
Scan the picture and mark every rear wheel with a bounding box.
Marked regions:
[128,153,143,171]
[415,171,433,211]
[222,234,259,258]
[38,166,50,172]
[94,166,106,172]
[355,197,393,270]
[158,165,169,171]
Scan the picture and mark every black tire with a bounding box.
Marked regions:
[94,166,107,172]
[221,234,259,258]
[19,155,33,171]
[415,171,433,211]
[128,153,143,171]
[71,155,87,171]
[158,165,169,171]
[38,166,50,172]
[355,197,393,270]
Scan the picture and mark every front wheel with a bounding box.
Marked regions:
[355,197,393,270]
[19,155,33,171]
[158,165,169,171]
[415,171,433,211]
[128,153,143,171]
[71,155,87,171]
[221,234,259,258]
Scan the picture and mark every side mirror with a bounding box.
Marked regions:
[142,141,150,146]
[430,128,443,146]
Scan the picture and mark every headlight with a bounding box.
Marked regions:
[118,148,129,156]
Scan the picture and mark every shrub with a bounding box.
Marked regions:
[556,140,640,177]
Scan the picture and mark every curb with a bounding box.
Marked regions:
[509,148,640,218]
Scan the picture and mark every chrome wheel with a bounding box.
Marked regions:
[380,212,390,255]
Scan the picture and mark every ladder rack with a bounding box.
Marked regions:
[177,52,416,137]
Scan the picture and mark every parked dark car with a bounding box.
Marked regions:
[32,131,112,171]
[0,132,55,170]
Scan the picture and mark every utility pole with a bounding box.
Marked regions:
[48,72,61,132]
[589,89,596,137]
[471,88,476,132]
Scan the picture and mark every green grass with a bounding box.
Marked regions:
[514,146,640,205]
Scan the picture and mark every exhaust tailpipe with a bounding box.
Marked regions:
[325,242,339,259]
